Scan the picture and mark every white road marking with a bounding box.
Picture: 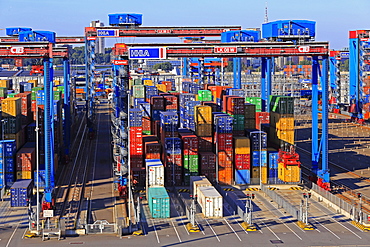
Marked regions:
[223,206,248,235]
[151,219,160,244]
[170,196,189,235]
[224,218,242,241]
[195,219,205,235]
[205,218,220,242]
[7,212,27,247]
[171,220,182,242]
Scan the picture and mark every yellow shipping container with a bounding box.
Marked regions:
[28,79,38,87]
[278,163,301,183]
[277,129,295,145]
[261,166,268,184]
[54,80,61,86]
[143,79,153,86]
[270,112,294,130]
[16,171,32,180]
[195,124,212,137]
[0,79,10,89]
[156,84,167,93]
[234,137,250,154]
[195,105,212,124]
[2,97,21,117]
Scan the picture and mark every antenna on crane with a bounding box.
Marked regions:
[264,2,269,23]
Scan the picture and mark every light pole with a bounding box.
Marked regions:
[35,102,40,233]
[1,119,7,201]
[357,193,363,224]
[259,116,263,187]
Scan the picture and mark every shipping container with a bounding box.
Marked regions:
[2,97,21,117]
[197,186,223,218]
[195,124,212,137]
[270,112,294,130]
[146,159,164,187]
[278,163,301,183]
[190,175,212,197]
[147,187,170,218]
[245,130,268,150]
[234,153,251,170]
[218,167,233,184]
[198,90,213,101]
[16,147,35,171]
[245,97,262,112]
[270,96,294,114]
[10,179,33,207]
[252,150,268,167]
[179,133,198,155]
[268,149,279,169]
[235,169,251,184]
[195,105,212,124]
[234,137,250,154]
[198,136,213,152]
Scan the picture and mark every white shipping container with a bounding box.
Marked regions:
[197,186,223,218]
[146,159,164,187]
[190,176,212,197]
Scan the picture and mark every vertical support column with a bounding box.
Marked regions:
[63,58,71,157]
[266,57,273,112]
[233,57,242,89]
[261,57,267,111]
[311,57,319,174]
[43,57,54,205]
[182,57,188,78]
[349,33,359,118]
[318,56,330,186]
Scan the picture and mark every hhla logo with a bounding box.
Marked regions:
[130,49,150,57]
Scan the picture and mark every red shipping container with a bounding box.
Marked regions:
[234,153,251,170]
[179,133,198,155]
[150,96,165,110]
[218,167,233,185]
[198,136,213,152]
[16,147,35,171]
[130,127,143,155]
[162,81,173,92]
[132,167,146,186]
[144,141,161,160]
[15,92,31,115]
[224,96,245,115]
[31,100,37,112]
[199,152,216,169]
[130,154,143,168]
[255,112,270,129]
[142,117,151,133]
[163,95,178,111]
[214,133,233,151]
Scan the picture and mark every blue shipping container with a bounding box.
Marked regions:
[138,102,151,117]
[185,101,201,116]
[0,140,17,157]
[268,151,279,169]
[34,170,46,188]
[252,151,268,167]
[10,179,33,207]
[160,112,178,125]
[36,90,45,105]
[129,108,142,127]
[214,114,233,133]
[179,93,196,106]
[164,138,182,153]
[226,88,245,98]
[235,169,251,184]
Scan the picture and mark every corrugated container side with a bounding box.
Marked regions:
[197,186,223,218]
[148,187,170,218]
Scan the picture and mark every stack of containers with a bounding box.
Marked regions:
[268,148,281,184]
[16,147,35,180]
[234,137,251,184]
[189,83,201,94]
[269,96,295,146]
[208,85,231,108]
[179,132,199,185]
[10,179,33,207]
[213,113,233,184]
[194,105,212,137]
[132,85,146,104]
[226,88,245,98]
[146,159,170,218]
[179,93,196,128]
[31,87,43,120]
[156,83,167,93]
[150,96,165,137]
[2,97,24,150]
[163,94,178,112]
[0,140,17,187]
[160,111,178,144]
[15,92,32,126]
[223,96,245,136]
[198,90,213,102]
[163,137,182,186]
[246,130,268,184]
[244,103,256,129]
[129,109,143,169]
[0,79,11,89]
[184,101,200,132]
[246,97,263,112]
[199,152,216,181]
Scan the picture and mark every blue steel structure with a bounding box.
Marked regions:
[349,30,370,123]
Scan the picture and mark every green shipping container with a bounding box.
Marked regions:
[31,87,43,100]
[7,93,18,98]
[0,87,8,98]
[231,114,245,131]
[184,155,199,173]
[245,97,262,112]
[148,187,170,218]
[53,91,62,100]
[134,78,142,85]
[132,85,146,98]
[143,130,151,135]
[198,90,212,101]
[56,86,65,93]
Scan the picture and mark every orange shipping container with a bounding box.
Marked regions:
[195,105,212,124]
[16,147,35,171]
[218,167,233,185]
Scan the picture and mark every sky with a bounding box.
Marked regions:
[0,0,369,49]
